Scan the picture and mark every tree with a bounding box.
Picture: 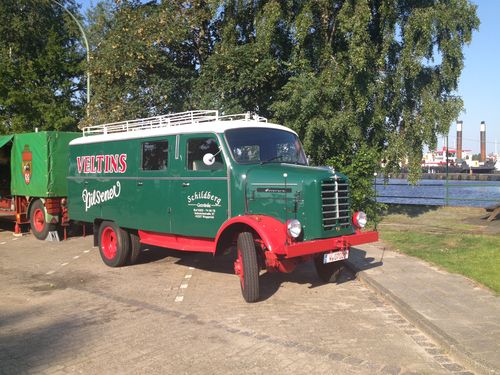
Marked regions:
[0,0,85,133]
[271,0,479,212]
[193,1,291,117]
[82,0,478,216]
[83,0,214,126]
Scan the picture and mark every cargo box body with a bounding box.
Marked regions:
[9,132,80,197]
[0,131,80,238]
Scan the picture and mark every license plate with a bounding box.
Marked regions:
[323,250,349,264]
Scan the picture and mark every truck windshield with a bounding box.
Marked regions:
[225,128,307,165]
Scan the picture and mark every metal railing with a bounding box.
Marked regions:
[82,110,268,137]
[374,179,500,207]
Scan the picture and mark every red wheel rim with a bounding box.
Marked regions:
[101,227,117,260]
[33,208,45,233]
[234,248,244,289]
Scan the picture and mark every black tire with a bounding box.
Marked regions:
[29,199,55,240]
[236,232,260,303]
[98,221,130,267]
[314,256,345,283]
[128,231,141,265]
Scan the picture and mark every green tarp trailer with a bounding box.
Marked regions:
[0,131,81,237]
[10,132,80,197]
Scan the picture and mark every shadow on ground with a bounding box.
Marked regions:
[347,247,384,272]
[382,204,440,218]
[0,308,84,374]
[136,245,356,302]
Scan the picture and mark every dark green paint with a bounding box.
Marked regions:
[68,130,355,240]
[8,132,80,197]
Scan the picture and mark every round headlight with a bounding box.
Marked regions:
[287,219,302,238]
[353,211,367,228]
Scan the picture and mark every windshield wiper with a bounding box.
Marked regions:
[260,156,284,165]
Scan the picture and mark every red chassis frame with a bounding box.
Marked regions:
[138,215,378,274]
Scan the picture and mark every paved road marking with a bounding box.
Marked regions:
[174,267,195,303]
[42,248,93,276]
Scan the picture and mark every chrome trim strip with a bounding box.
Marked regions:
[175,134,180,159]
[215,132,232,219]
[250,183,298,186]
[68,176,228,181]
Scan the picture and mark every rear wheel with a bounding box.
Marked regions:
[30,199,55,240]
[314,256,345,283]
[98,221,130,267]
[128,231,141,265]
[234,232,259,303]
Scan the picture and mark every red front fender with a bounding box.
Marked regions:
[215,215,287,253]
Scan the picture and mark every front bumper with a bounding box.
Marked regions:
[284,230,378,259]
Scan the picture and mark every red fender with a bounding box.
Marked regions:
[215,215,287,254]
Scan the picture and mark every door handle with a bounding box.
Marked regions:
[182,182,190,187]
[137,181,144,186]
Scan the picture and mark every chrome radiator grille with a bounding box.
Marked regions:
[321,179,351,230]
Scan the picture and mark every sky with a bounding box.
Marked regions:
[454,0,500,155]
[77,0,499,155]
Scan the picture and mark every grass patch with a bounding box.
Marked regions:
[380,230,500,293]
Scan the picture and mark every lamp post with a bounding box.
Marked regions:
[445,133,449,206]
[51,0,90,109]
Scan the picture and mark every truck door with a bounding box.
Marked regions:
[171,134,229,238]
[136,136,174,233]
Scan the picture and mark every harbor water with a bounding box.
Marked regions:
[375,178,500,207]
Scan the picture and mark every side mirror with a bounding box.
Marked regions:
[203,153,215,166]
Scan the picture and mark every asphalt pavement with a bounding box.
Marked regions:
[0,228,478,375]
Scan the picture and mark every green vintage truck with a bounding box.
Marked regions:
[0,132,80,239]
[68,110,378,302]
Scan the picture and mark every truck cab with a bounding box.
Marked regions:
[68,111,378,302]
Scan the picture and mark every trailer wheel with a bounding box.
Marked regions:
[128,231,141,265]
[30,199,55,240]
[234,232,259,303]
[98,221,130,267]
[314,256,345,283]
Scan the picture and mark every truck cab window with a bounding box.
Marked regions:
[187,137,223,171]
[142,141,168,170]
[225,128,307,165]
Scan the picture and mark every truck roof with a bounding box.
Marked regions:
[71,111,297,145]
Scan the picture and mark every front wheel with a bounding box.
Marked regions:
[234,232,259,303]
[30,199,55,240]
[314,256,345,283]
[98,221,130,267]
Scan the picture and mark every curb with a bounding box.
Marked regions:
[345,260,499,375]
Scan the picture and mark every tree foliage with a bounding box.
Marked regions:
[271,0,479,184]
[0,0,85,133]
[0,0,479,211]
[83,0,215,126]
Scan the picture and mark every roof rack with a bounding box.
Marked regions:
[82,110,267,136]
